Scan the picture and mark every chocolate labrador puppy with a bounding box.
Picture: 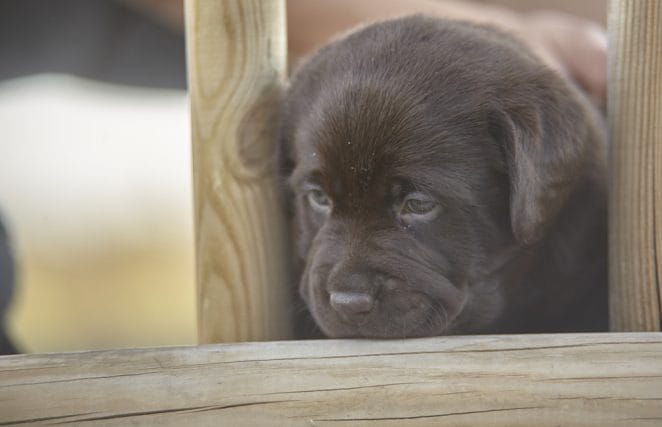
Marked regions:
[278,15,607,338]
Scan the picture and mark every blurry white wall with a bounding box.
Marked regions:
[0,74,196,352]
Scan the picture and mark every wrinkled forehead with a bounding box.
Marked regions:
[291,81,491,197]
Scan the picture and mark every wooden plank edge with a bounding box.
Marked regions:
[0,333,661,426]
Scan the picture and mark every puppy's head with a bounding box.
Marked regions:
[279,16,598,338]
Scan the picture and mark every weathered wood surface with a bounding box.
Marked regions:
[1,333,661,426]
[608,0,662,331]
[186,0,292,343]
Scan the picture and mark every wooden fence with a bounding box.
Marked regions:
[1,333,660,425]
[0,0,660,425]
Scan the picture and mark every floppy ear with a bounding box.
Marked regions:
[275,88,298,218]
[494,80,598,244]
[275,132,296,217]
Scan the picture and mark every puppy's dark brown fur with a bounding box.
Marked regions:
[279,15,607,338]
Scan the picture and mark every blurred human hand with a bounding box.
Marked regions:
[518,11,607,107]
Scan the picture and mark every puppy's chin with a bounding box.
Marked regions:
[300,268,468,339]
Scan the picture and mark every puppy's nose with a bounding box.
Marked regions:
[330,292,374,315]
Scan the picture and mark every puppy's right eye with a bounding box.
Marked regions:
[306,188,332,213]
[398,192,440,222]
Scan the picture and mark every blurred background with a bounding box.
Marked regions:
[0,0,195,353]
[0,0,605,353]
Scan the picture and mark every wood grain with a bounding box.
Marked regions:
[608,0,662,331]
[0,333,661,426]
[185,0,293,343]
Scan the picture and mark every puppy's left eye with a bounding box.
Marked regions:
[306,188,332,213]
[399,193,439,220]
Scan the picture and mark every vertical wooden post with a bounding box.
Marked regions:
[608,0,662,331]
[186,0,293,343]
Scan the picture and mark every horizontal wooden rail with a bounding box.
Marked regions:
[1,333,661,426]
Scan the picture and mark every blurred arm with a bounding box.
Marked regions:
[121,0,606,106]
[287,0,606,105]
